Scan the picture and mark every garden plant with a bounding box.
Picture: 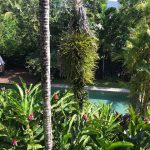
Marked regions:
[0,82,150,149]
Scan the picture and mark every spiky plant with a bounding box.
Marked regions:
[59,31,99,108]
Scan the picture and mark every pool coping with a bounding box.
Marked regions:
[0,83,130,93]
[52,84,130,93]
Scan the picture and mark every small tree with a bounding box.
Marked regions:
[124,26,150,113]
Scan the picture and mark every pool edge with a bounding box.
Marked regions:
[52,84,130,93]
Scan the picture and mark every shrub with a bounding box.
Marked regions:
[117,106,150,150]
[26,54,41,77]
[0,82,44,149]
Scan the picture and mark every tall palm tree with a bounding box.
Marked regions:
[39,0,52,149]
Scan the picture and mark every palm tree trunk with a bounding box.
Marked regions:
[39,0,52,149]
[73,0,90,34]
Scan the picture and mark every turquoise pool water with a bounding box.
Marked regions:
[52,87,130,114]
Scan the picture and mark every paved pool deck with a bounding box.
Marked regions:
[52,84,130,93]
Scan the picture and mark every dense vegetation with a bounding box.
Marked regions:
[0,82,150,149]
[1,0,149,111]
[0,0,150,149]
[0,0,149,78]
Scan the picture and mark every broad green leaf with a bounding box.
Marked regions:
[108,142,134,150]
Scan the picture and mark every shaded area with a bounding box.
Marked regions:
[0,68,36,84]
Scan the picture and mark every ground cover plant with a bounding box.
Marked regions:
[0,82,150,149]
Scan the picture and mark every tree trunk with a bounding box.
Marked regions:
[73,0,90,34]
[39,0,52,149]
[93,0,96,14]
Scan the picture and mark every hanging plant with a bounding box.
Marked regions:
[59,31,99,108]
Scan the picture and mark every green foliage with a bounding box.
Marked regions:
[0,14,22,56]
[108,142,134,150]
[26,54,41,77]
[126,27,150,112]
[0,0,39,67]
[112,1,150,113]
[0,81,44,149]
[6,0,39,47]
[1,82,150,149]
[118,106,150,149]
[97,0,146,78]
[60,31,99,85]
[84,0,107,31]
[51,91,78,149]
[0,0,75,72]
[74,104,120,150]
[59,31,99,107]
[52,92,134,150]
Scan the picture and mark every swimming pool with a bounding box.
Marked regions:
[51,86,131,114]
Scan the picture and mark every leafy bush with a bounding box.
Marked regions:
[59,31,99,85]
[25,52,59,79]
[112,1,150,114]
[0,82,44,149]
[52,94,135,150]
[0,14,20,56]
[26,54,41,77]
[117,107,150,150]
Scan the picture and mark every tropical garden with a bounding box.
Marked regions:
[0,0,150,149]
